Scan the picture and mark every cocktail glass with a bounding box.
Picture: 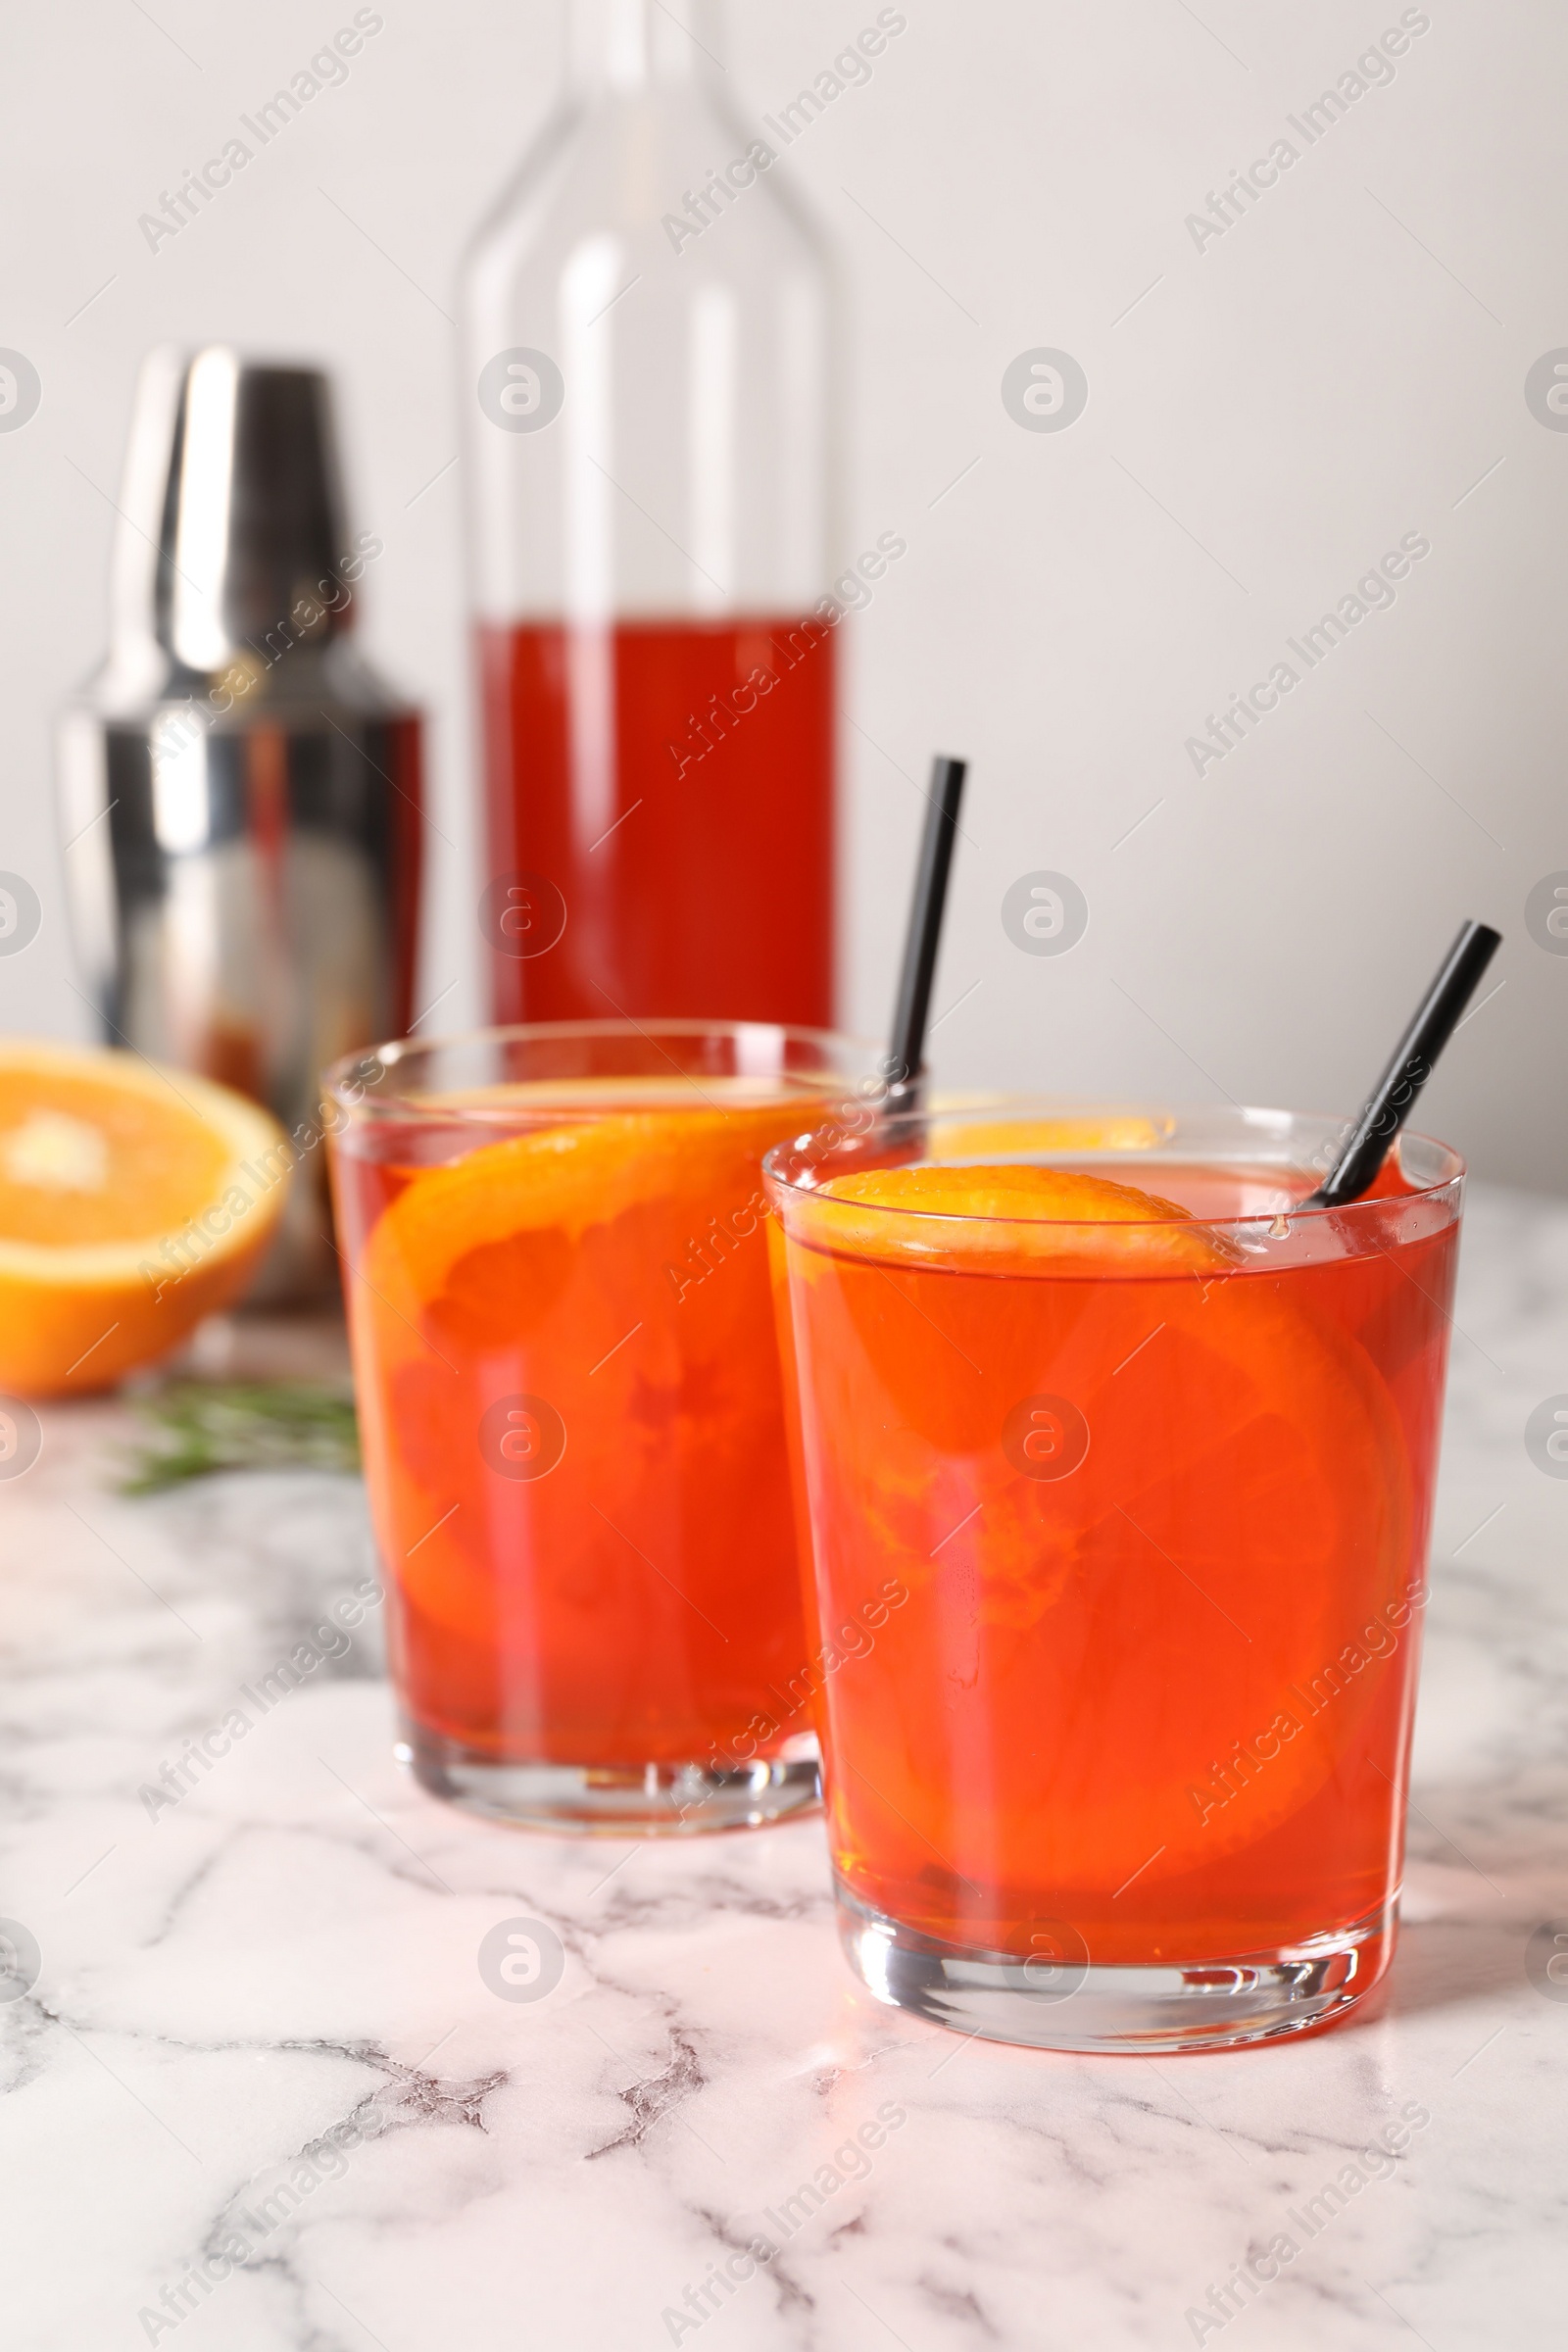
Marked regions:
[764,1102,1462,2051]
[327,1020,866,1832]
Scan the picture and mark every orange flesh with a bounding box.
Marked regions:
[0,1070,232,1248]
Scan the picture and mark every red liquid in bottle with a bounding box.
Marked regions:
[479,617,835,1025]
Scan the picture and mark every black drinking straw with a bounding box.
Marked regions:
[1305,918,1501,1207]
[883,755,968,1112]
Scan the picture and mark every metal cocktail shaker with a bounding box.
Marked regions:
[59,347,422,1300]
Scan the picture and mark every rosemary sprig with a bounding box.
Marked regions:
[120,1382,361,1494]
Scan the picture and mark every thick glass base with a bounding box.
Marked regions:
[838,1883,1395,2053]
[399,1724,820,1835]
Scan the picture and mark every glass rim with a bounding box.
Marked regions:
[322,1016,877,1124]
[760,1100,1467,1233]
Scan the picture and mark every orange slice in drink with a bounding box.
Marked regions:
[808,1161,1235,1276]
[354,1083,828,1636]
[0,1041,288,1395]
[962,1277,1408,1885]
[784,1164,1412,1897]
[361,1088,794,1346]
[367,1115,724,1315]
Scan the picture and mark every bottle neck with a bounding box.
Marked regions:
[567,0,721,91]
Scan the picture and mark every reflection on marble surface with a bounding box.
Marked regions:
[2,1185,1567,2350]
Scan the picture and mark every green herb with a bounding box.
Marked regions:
[120,1382,361,1494]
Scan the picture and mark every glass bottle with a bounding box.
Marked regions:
[462,0,834,1026]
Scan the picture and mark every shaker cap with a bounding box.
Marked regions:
[114,346,353,673]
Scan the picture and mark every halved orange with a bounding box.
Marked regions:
[0,1041,289,1396]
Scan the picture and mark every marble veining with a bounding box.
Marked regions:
[2,1183,1567,2350]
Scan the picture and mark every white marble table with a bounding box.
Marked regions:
[3,1183,1566,2352]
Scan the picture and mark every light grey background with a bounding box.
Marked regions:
[0,0,1562,1188]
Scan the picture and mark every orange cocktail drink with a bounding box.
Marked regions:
[765,1103,1463,2050]
[327,1022,862,1831]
